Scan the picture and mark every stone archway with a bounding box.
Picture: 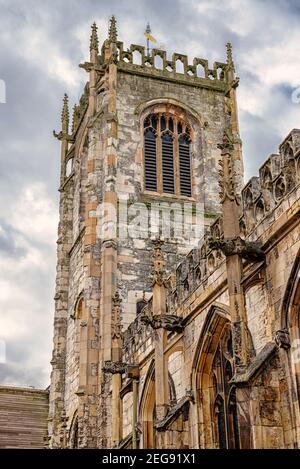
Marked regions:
[191,304,241,448]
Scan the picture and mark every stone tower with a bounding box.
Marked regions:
[48,17,243,448]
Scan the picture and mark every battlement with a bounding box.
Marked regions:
[70,23,232,135]
[110,41,228,90]
[241,128,300,233]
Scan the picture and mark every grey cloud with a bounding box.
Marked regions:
[0,220,27,258]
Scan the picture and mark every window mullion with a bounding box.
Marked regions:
[157,115,163,193]
[174,119,180,196]
[220,344,230,449]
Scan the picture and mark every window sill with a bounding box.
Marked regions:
[142,190,196,203]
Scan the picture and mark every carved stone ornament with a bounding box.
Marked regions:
[111,291,122,339]
[141,314,184,333]
[275,328,291,350]
[208,236,265,262]
[102,361,127,374]
[152,238,168,287]
[217,129,242,205]
[53,130,74,142]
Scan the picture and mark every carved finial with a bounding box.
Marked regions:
[112,292,122,339]
[61,93,69,128]
[217,129,235,203]
[226,42,235,73]
[71,104,80,133]
[109,15,117,42]
[90,22,99,52]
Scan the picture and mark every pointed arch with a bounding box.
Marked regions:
[135,97,205,128]
[191,303,240,448]
[281,246,300,329]
[68,410,79,449]
[280,247,300,446]
[191,303,230,377]
[139,360,156,448]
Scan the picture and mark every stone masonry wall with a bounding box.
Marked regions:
[115,70,227,326]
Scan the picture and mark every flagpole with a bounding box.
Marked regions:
[144,22,157,56]
[146,22,151,57]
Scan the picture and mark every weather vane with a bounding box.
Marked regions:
[144,22,157,56]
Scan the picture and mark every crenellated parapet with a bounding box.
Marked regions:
[241,129,300,233]
[69,17,231,137]
[113,41,228,90]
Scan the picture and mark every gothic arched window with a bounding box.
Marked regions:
[211,324,240,449]
[143,113,192,197]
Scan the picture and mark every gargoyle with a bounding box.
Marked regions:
[141,314,184,333]
[275,328,291,350]
[102,361,127,374]
[208,236,265,262]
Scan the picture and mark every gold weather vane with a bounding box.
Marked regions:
[144,22,157,56]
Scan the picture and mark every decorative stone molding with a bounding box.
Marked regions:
[101,239,117,249]
[152,239,168,287]
[141,313,184,333]
[111,292,122,340]
[275,328,291,350]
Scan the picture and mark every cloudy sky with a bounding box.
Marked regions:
[0,0,300,389]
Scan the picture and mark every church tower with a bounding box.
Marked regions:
[48,17,243,448]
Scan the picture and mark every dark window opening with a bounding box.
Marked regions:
[144,129,157,192]
[143,112,193,197]
[162,133,175,194]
